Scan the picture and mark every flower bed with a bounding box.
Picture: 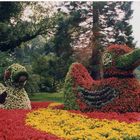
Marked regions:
[0,102,140,140]
[0,102,61,140]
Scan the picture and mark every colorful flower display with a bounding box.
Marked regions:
[0,102,140,140]
[0,102,61,140]
[64,45,140,112]
[0,45,140,139]
[26,107,140,140]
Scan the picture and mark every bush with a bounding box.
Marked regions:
[25,74,40,94]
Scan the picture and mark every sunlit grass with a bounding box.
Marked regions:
[29,91,64,103]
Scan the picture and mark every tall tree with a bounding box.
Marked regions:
[62,2,135,79]
[61,2,106,79]
[100,2,135,48]
[44,11,84,83]
[90,2,105,79]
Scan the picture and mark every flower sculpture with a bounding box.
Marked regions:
[0,63,31,109]
[64,45,140,112]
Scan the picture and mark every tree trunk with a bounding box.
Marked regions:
[89,2,102,80]
[89,41,101,80]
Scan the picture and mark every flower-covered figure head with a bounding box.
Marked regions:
[0,63,31,109]
[103,45,140,78]
[4,63,29,88]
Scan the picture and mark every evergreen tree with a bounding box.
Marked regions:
[100,2,135,48]
[62,2,135,80]
[62,2,106,79]
[0,2,23,22]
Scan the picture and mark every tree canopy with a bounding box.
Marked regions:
[0,2,56,51]
[0,1,137,92]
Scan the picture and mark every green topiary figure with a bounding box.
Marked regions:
[0,63,31,109]
[64,45,140,112]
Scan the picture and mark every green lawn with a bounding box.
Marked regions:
[29,91,64,103]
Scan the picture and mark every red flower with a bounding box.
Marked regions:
[0,102,63,140]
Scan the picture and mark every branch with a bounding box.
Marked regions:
[0,29,44,52]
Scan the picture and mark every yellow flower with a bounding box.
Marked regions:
[48,102,62,108]
[26,103,140,140]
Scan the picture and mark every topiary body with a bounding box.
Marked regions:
[0,63,31,109]
[64,45,140,112]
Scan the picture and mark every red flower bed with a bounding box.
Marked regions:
[52,103,140,123]
[31,101,52,109]
[0,102,62,140]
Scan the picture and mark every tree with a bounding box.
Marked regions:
[62,2,135,79]
[0,2,56,51]
[0,51,14,83]
[44,11,84,83]
[61,2,106,79]
[0,2,23,22]
[14,35,46,65]
[32,53,61,92]
[100,2,135,48]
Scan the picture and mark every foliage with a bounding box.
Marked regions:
[14,35,46,65]
[0,2,56,51]
[43,12,81,91]
[0,2,137,94]
[0,2,23,22]
[25,74,40,94]
[60,2,104,79]
[32,53,65,92]
[62,2,135,79]
[61,2,105,47]
[100,2,135,48]
[0,51,14,83]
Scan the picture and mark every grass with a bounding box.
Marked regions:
[29,91,64,103]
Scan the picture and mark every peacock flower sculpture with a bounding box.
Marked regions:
[0,63,31,109]
[64,45,140,113]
